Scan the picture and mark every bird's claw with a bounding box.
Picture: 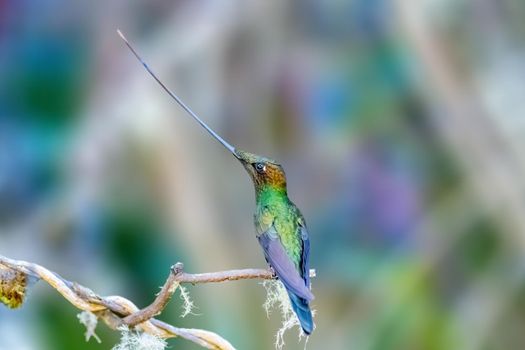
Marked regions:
[269,266,277,278]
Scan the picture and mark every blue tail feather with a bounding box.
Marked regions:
[288,292,314,335]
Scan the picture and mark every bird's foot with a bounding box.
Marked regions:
[269,266,277,278]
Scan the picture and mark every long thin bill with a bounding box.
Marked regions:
[117,29,238,156]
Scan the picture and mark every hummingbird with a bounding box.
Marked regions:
[117,30,314,334]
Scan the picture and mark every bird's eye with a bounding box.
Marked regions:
[254,162,266,173]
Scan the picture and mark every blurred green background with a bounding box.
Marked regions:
[2,0,525,349]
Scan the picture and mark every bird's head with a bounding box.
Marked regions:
[234,150,287,191]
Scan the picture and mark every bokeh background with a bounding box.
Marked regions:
[2,0,525,349]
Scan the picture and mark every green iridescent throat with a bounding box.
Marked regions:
[256,183,287,201]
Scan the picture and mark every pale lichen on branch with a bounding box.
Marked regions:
[0,254,315,349]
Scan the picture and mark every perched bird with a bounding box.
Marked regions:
[117,30,314,334]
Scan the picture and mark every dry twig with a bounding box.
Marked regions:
[0,254,315,349]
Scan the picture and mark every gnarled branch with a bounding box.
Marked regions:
[0,254,315,349]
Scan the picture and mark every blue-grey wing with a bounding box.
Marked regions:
[258,226,314,301]
[300,224,311,288]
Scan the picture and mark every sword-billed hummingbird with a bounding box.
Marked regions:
[117,30,314,334]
